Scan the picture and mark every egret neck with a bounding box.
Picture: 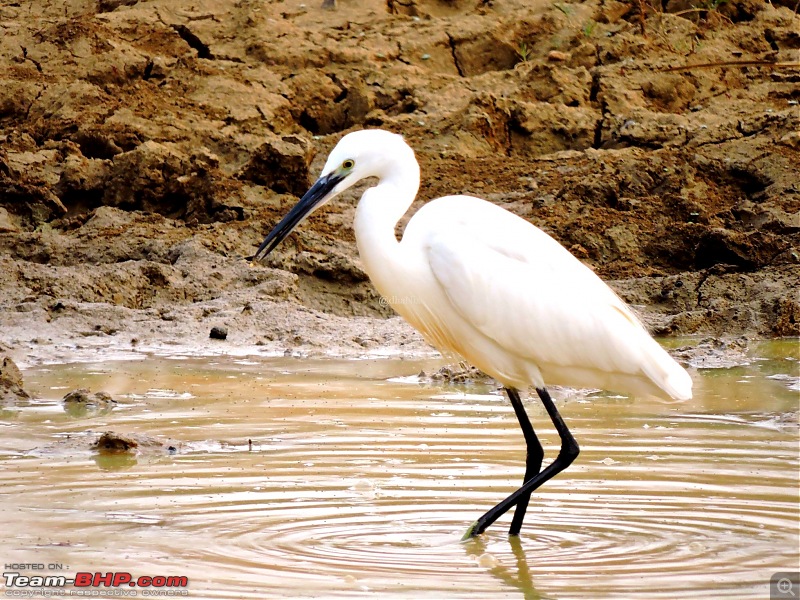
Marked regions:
[353,158,420,296]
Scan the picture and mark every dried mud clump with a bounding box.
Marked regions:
[0,0,798,361]
[62,388,117,417]
[0,356,30,402]
[92,431,140,454]
[90,431,178,456]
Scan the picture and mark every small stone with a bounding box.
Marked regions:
[62,388,116,409]
[210,326,228,340]
[547,50,570,62]
[92,432,139,454]
[63,389,92,403]
[779,131,800,149]
[0,207,18,232]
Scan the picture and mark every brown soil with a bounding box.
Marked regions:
[1,0,798,365]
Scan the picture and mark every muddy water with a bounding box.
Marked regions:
[1,342,798,599]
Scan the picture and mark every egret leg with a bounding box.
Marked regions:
[463,387,579,540]
[506,387,543,537]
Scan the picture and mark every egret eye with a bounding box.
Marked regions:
[342,159,355,170]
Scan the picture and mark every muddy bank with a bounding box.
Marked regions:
[0,0,798,366]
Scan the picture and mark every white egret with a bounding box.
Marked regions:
[252,129,693,539]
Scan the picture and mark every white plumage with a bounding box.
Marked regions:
[253,128,692,538]
[343,130,691,402]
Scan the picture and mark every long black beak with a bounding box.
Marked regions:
[250,171,345,263]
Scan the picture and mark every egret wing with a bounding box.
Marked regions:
[424,226,665,387]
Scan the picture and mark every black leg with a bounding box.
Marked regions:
[506,388,543,537]
[463,387,579,539]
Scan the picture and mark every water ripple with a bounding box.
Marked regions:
[0,356,797,599]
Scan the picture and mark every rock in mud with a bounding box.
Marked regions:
[28,431,180,466]
[62,388,117,417]
[63,388,116,405]
[0,356,30,402]
[420,362,495,385]
[672,337,751,369]
[91,431,178,456]
[210,326,228,340]
[92,431,140,454]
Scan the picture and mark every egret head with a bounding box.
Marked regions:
[251,129,414,262]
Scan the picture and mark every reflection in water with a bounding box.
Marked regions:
[0,342,797,598]
[93,452,139,471]
[465,536,540,600]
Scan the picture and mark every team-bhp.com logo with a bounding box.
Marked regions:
[3,570,189,596]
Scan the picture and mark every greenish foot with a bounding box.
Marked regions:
[461,520,480,541]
